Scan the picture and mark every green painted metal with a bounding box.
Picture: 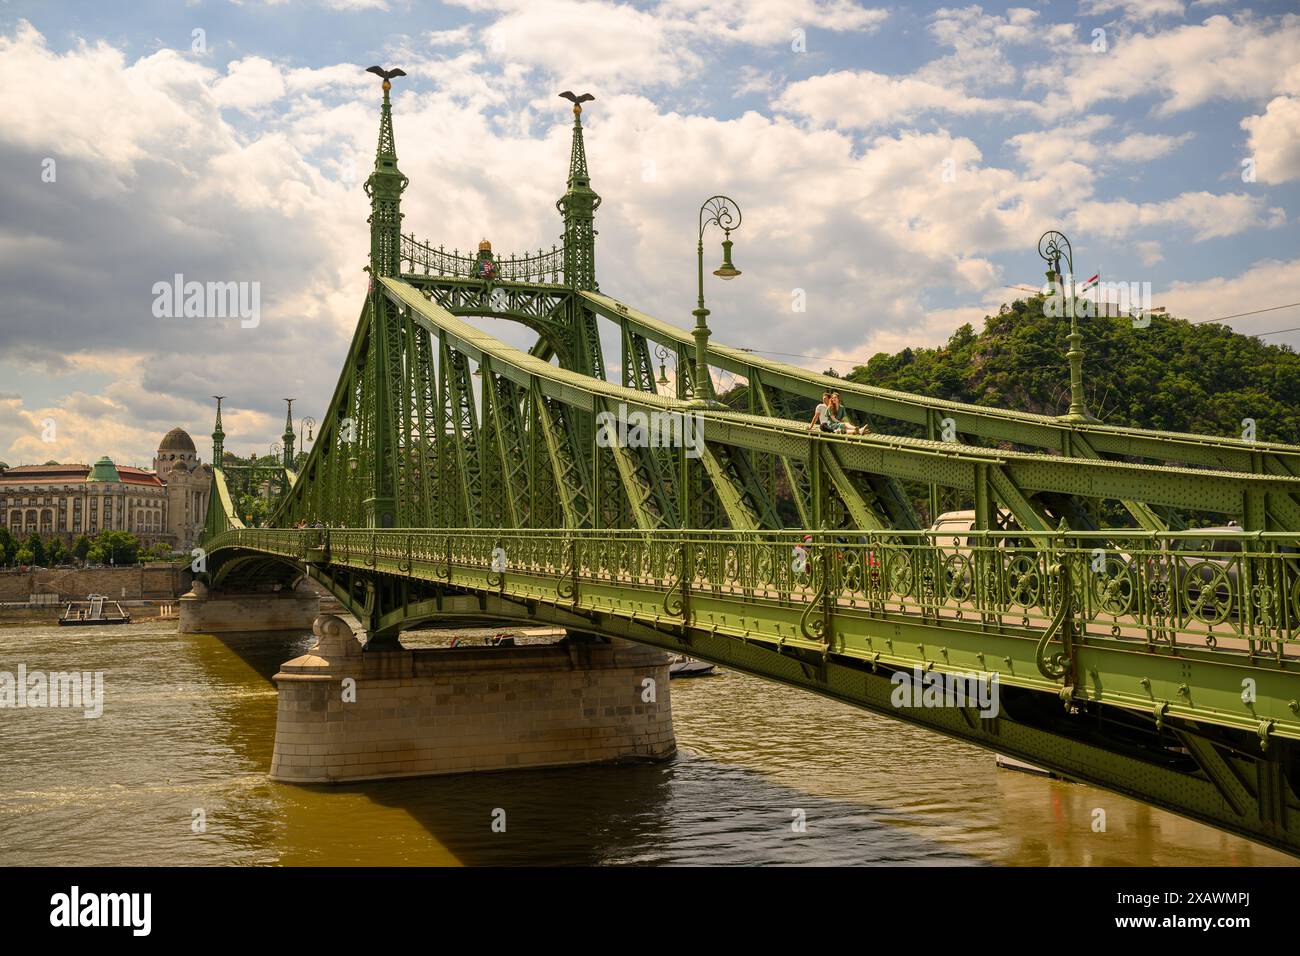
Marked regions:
[197,76,1300,855]
[204,523,1300,854]
[557,99,599,293]
[578,292,1300,532]
[362,71,409,528]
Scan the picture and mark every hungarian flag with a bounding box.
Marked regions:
[1078,273,1100,292]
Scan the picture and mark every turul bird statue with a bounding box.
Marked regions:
[366,65,407,90]
[559,91,595,113]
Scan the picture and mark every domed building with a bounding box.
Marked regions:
[0,427,211,552]
[152,428,211,551]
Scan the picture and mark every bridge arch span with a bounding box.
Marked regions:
[207,550,307,592]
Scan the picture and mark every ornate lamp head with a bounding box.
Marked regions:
[713,232,741,280]
[1038,230,1073,281]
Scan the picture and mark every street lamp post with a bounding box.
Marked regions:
[654,343,671,392]
[298,416,316,461]
[1038,230,1097,423]
[691,195,742,405]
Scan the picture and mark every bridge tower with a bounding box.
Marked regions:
[557,98,600,291]
[557,97,606,380]
[210,395,225,463]
[281,398,296,468]
[361,71,410,529]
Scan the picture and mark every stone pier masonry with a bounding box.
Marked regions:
[270,615,676,783]
[178,580,320,633]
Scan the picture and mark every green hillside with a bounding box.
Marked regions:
[845,296,1300,445]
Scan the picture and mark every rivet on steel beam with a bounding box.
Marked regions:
[1140,677,1151,690]
[1177,683,1190,698]
[1290,699,1300,714]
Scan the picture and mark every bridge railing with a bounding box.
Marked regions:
[206,527,1300,659]
[400,234,565,285]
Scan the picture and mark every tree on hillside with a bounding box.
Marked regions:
[850,295,1300,444]
[71,534,92,563]
[45,537,67,565]
[0,527,15,566]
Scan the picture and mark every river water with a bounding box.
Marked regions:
[0,619,1290,866]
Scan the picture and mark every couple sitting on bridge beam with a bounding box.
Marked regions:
[808,390,867,435]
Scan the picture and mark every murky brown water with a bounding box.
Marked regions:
[0,619,1290,865]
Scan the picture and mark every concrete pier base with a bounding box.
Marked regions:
[178,580,320,634]
[270,615,676,783]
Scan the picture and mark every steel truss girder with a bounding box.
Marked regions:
[405,275,574,365]
[440,335,481,526]
[481,364,529,528]
[379,277,1300,533]
[533,384,593,528]
[581,291,1300,531]
[593,395,669,530]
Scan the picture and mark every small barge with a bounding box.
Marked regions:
[59,594,132,626]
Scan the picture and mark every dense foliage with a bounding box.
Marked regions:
[848,296,1300,444]
[0,528,174,568]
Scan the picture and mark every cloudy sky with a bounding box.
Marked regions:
[0,0,1297,469]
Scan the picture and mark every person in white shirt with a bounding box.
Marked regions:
[808,391,832,432]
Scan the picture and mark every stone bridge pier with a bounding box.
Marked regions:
[268,615,676,784]
[178,580,320,633]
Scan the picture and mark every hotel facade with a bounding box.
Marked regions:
[0,428,211,552]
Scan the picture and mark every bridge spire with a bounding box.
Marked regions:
[282,398,296,467]
[557,92,600,291]
[360,66,409,529]
[365,67,409,279]
[211,395,225,465]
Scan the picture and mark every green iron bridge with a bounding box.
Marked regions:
[201,74,1300,856]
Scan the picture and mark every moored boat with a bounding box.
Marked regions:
[58,594,132,626]
[669,655,716,678]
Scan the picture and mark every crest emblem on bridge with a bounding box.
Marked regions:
[474,239,498,280]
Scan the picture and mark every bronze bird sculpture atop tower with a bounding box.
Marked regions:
[559,90,595,114]
[366,65,407,90]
